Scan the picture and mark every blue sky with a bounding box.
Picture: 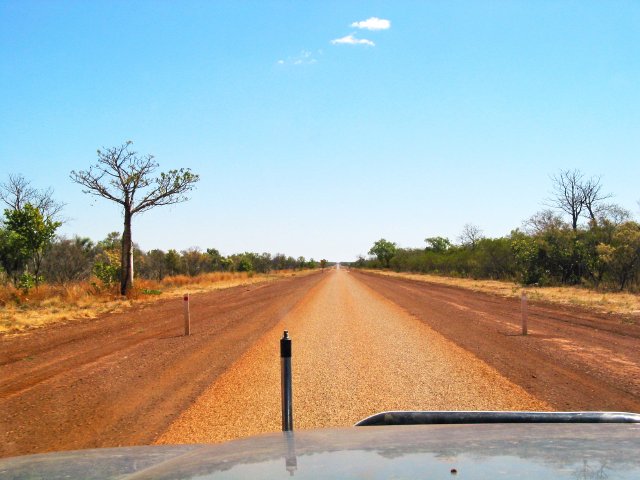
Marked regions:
[1,1,638,261]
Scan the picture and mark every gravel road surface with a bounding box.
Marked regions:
[4,267,637,459]
[354,270,640,412]
[158,269,548,444]
[0,273,325,458]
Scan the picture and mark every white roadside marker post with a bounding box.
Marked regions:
[184,293,190,336]
[521,291,528,336]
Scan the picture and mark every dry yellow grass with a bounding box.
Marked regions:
[0,270,314,334]
[364,269,640,317]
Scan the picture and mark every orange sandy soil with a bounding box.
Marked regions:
[1,269,639,459]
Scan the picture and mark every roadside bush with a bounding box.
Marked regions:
[18,272,42,294]
[40,237,96,283]
[359,219,640,291]
[93,261,120,287]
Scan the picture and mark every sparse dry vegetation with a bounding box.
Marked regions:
[0,270,309,334]
[365,269,640,317]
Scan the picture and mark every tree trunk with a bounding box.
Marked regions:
[619,271,628,291]
[121,211,134,295]
[33,252,43,288]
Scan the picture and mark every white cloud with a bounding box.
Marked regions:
[331,34,375,46]
[351,17,390,31]
[277,50,318,66]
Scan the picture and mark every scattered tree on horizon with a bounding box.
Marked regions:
[70,141,200,295]
[369,238,397,267]
[458,223,484,249]
[0,175,64,288]
[0,203,61,287]
[352,172,637,290]
[425,236,452,253]
[548,169,585,231]
[548,169,611,230]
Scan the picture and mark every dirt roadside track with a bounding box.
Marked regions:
[353,270,640,413]
[0,272,326,459]
[158,269,548,445]
[3,268,638,459]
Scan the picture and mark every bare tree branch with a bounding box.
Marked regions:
[0,174,35,211]
[546,169,613,229]
[547,169,585,231]
[596,203,631,226]
[457,223,484,248]
[523,209,568,235]
[0,173,65,221]
[581,175,612,223]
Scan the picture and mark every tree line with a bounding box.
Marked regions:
[358,170,640,291]
[43,232,322,287]
[0,143,328,294]
[1,216,325,292]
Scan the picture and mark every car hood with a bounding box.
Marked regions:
[1,423,639,479]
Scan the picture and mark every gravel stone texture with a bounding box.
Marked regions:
[158,270,549,444]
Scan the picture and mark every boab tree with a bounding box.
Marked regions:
[71,141,199,295]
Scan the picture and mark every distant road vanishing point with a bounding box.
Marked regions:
[2,268,640,459]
